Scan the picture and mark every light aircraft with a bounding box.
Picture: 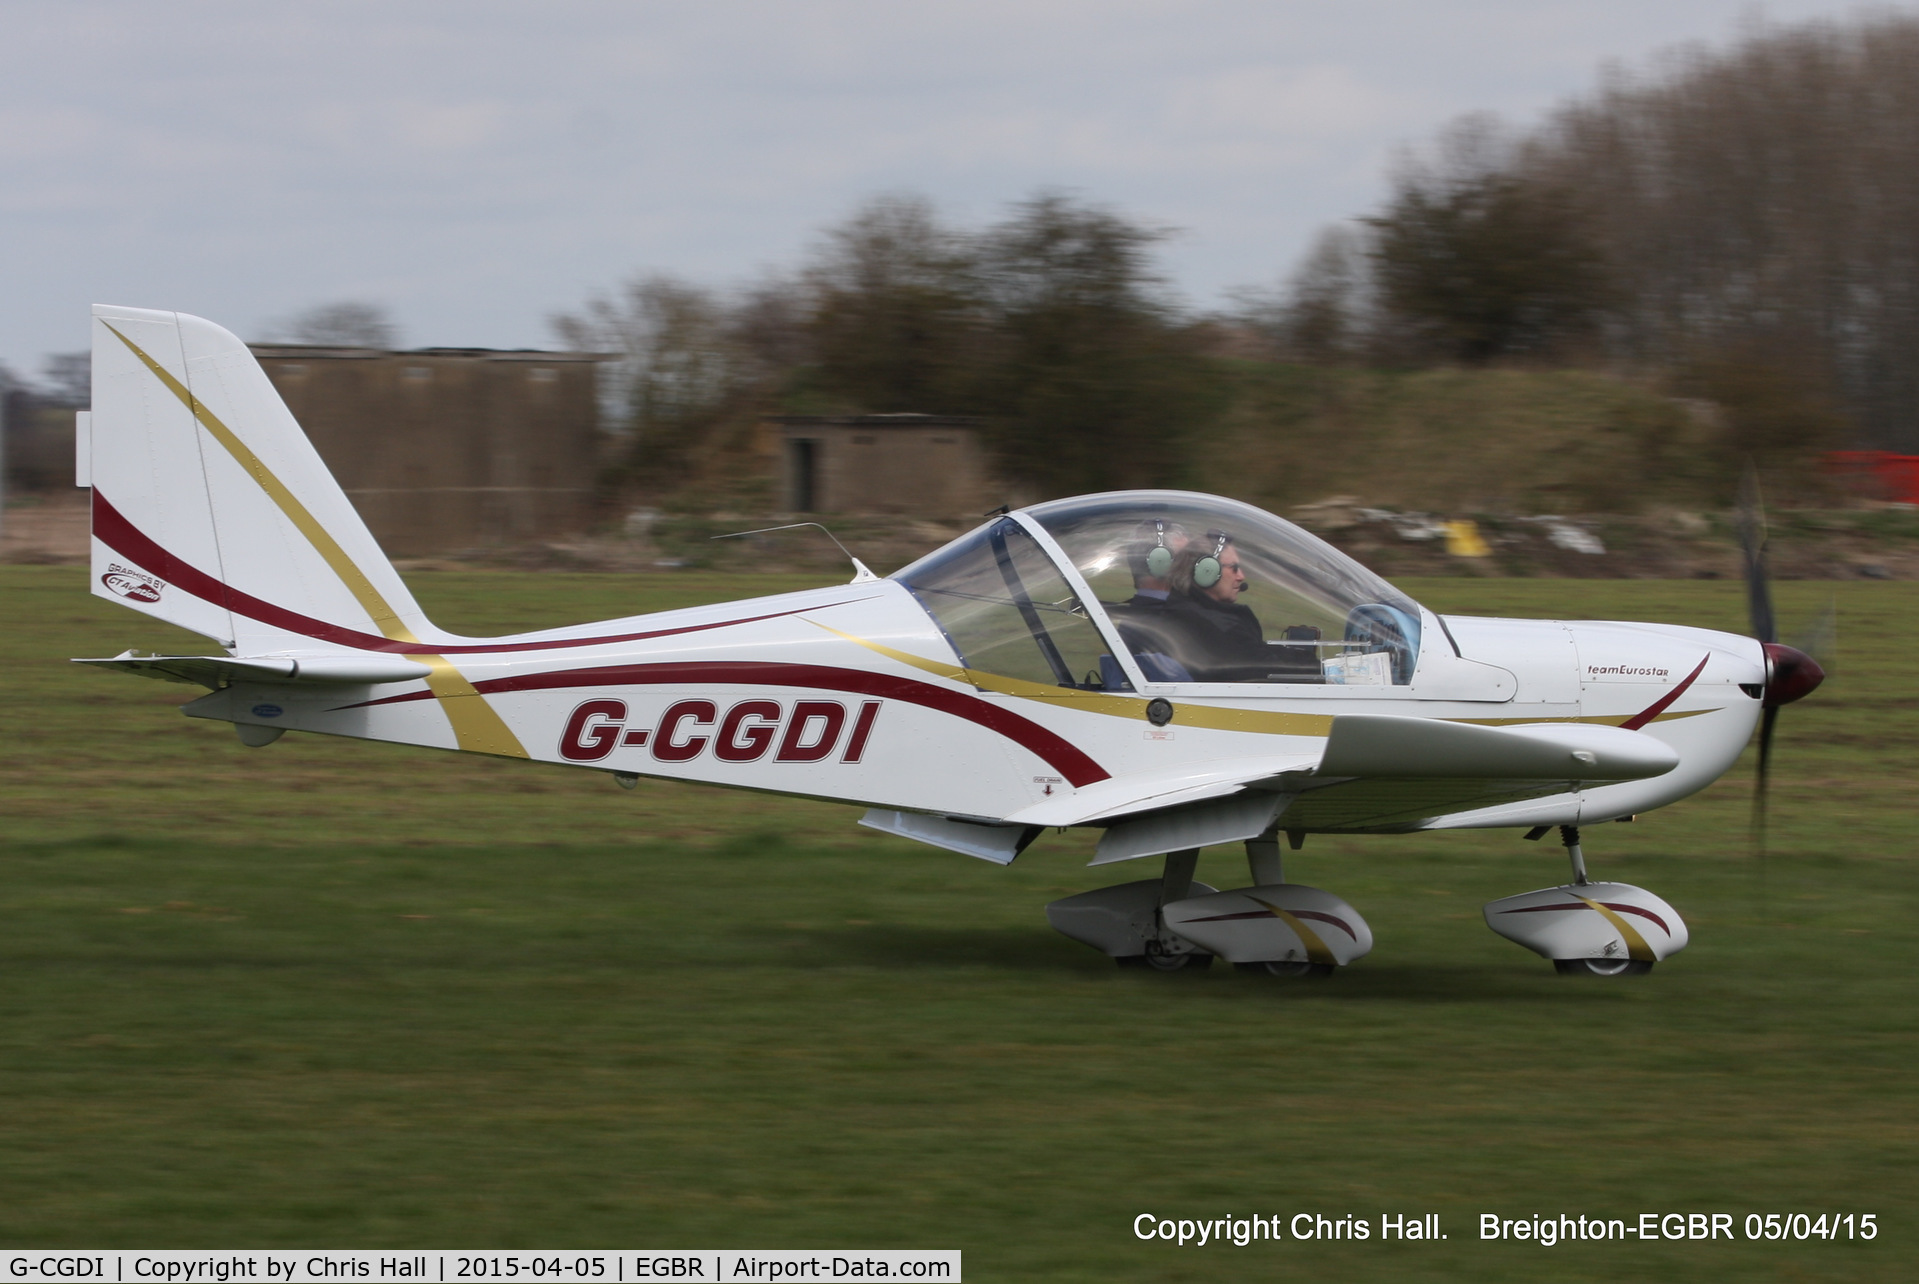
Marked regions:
[73,306,1825,978]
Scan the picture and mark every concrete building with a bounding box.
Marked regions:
[775,414,988,517]
[1,385,78,494]
[252,344,608,556]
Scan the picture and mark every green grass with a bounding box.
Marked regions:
[2,567,1913,1280]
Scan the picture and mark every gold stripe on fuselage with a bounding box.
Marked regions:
[814,622,1716,736]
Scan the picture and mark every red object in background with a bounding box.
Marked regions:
[1826,451,1919,504]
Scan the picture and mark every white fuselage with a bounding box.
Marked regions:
[181,579,1766,834]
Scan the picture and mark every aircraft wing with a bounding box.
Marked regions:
[1314,715,1679,780]
[1039,715,1682,865]
[1273,716,1682,836]
[72,651,433,688]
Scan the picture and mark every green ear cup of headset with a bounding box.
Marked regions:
[1146,545,1173,578]
[1192,531,1227,588]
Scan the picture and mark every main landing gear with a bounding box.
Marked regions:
[1046,824,1691,978]
[1483,825,1689,976]
[1045,834,1374,978]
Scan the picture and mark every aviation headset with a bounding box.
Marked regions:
[1192,530,1231,589]
[1145,519,1174,579]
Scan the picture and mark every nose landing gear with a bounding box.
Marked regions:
[1554,956,1654,977]
[1484,825,1689,975]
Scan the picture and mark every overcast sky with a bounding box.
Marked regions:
[0,0,1902,376]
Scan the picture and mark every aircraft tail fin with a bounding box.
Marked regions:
[84,305,438,654]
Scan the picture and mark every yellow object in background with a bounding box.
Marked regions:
[1444,519,1492,557]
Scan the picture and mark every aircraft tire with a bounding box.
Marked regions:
[1235,960,1336,979]
[1553,957,1655,977]
[1118,949,1214,972]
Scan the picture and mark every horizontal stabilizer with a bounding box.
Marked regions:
[73,651,433,689]
[1317,716,1678,782]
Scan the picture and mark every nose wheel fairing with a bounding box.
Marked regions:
[1484,882,1689,968]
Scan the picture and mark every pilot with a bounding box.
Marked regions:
[1157,531,1288,682]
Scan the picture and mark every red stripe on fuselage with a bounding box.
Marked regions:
[339,660,1112,788]
[1618,655,1711,731]
[89,490,866,655]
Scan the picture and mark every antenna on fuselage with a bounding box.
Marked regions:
[710,522,880,584]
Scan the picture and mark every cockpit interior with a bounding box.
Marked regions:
[893,491,1423,691]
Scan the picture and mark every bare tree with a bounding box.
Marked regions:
[1366,116,1612,365]
[1266,224,1371,363]
[38,351,90,406]
[801,193,984,412]
[971,191,1218,494]
[1273,14,1919,453]
[4,353,91,494]
[265,302,401,348]
[1520,14,1919,448]
[556,189,1224,499]
[728,274,813,376]
[551,275,754,487]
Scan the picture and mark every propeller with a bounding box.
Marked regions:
[1737,465,1827,852]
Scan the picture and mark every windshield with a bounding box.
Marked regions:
[893,518,1131,691]
[1024,491,1423,686]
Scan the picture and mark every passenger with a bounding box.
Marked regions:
[1109,519,1195,681]
[1122,518,1189,607]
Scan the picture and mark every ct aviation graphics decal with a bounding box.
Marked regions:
[100,562,165,603]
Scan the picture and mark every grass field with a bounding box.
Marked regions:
[1,566,1913,1281]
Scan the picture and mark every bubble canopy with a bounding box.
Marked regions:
[893,490,1425,689]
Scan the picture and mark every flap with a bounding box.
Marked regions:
[1091,791,1293,865]
[859,810,1042,865]
[1003,753,1316,828]
[1316,716,1679,781]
